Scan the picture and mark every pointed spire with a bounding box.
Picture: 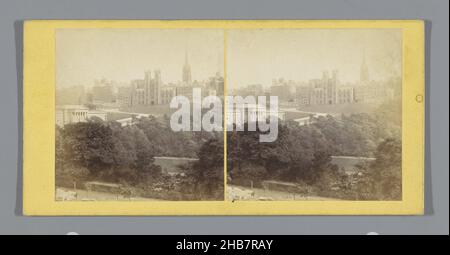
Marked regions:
[360,48,370,83]
[182,44,192,84]
[184,41,190,66]
[217,49,222,76]
[362,47,367,65]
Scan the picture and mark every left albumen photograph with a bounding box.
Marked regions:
[55,29,225,201]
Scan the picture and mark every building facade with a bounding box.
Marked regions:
[271,78,297,102]
[297,70,339,106]
[56,105,107,127]
[144,70,162,105]
[296,56,397,108]
[337,86,354,104]
[117,52,223,108]
[117,87,132,107]
[92,79,114,103]
[131,79,146,105]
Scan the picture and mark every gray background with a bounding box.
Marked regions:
[0,0,448,235]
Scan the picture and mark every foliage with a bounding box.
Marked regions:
[352,138,402,200]
[61,121,115,175]
[55,117,223,200]
[134,116,217,158]
[227,106,402,200]
[227,122,333,185]
[55,101,402,201]
[182,138,224,200]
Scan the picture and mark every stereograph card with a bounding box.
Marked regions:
[23,20,424,215]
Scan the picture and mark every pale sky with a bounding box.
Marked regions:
[57,28,401,90]
[56,29,224,88]
[227,29,402,90]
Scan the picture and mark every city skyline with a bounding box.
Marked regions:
[56,29,224,88]
[227,29,402,90]
[57,28,401,91]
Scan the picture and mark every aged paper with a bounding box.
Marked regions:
[23,20,424,215]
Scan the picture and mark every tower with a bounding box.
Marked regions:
[152,70,161,104]
[360,51,370,83]
[217,49,223,76]
[144,70,152,105]
[332,69,339,82]
[322,70,337,105]
[144,70,161,105]
[182,49,192,85]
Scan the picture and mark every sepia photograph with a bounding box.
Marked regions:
[226,29,402,201]
[20,18,426,217]
[55,28,225,201]
[54,27,403,202]
[0,0,445,236]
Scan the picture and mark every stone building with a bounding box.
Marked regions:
[295,55,397,107]
[92,79,114,103]
[56,105,107,127]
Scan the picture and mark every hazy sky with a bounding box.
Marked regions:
[57,28,401,90]
[56,29,224,88]
[227,29,401,90]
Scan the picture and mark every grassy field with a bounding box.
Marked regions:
[106,112,135,121]
[284,111,312,120]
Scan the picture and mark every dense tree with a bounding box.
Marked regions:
[354,138,402,200]
[184,137,224,200]
[61,121,115,175]
[103,122,161,183]
[227,122,332,185]
[227,108,402,200]
[56,104,402,201]
[56,117,223,200]
[134,116,216,158]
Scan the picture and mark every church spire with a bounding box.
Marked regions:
[182,46,192,85]
[360,49,370,83]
